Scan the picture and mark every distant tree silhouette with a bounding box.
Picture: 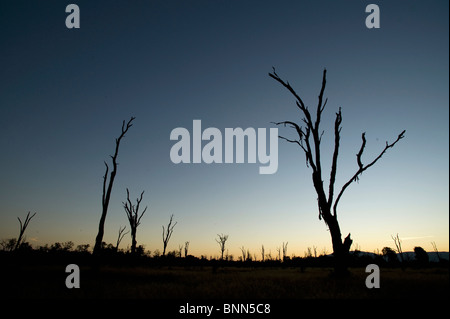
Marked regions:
[94,117,135,255]
[216,234,228,260]
[414,246,429,266]
[123,188,147,254]
[162,214,177,256]
[269,68,405,275]
[15,211,36,251]
[76,244,90,253]
[0,238,17,252]
[382,247,397,264]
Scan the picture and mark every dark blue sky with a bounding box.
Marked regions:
[1,1,448,256]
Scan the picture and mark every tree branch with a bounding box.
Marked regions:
[328,107,342,206]
[15,211,36,250]
[333,130,406,217]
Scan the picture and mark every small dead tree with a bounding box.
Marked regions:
[15,211,36,250]
[94,117,135,255]
[270,68,405,274]
[162,214,177,256]
[282,242,288,261]
[431,241,441,262]
[261,244,265,262]
[215,233,228,260]
[115,225,129,252]
[240,246,246,262]
[392,233,404,264]
[123,189,147,254]
[184,241,190,257]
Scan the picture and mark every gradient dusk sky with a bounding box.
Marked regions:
[0,0,448,258]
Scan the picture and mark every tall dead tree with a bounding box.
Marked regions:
[15,211,36,250]
[162,214,177,256]
[123,188,147,254]
[270,68,405,274]
[216,233,228,260]
[94,117,135,255]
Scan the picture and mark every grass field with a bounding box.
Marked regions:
[3,265,448,299]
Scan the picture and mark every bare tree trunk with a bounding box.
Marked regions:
[94,117,135,255]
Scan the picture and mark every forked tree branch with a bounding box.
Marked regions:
[332,130,406,217]
[123,188,147,229]
[115,225,129,251]
[15,211,36,250]
[328,107,342,207]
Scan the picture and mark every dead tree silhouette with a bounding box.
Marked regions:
[216,233,228,260]
[162,214,177,256]
[431,241,441,262]
[123,188,147,254]
[184,241,190,257]
[15,211,36,250]
[115,225,129,252]
[93,117,135,255]
[269,68,405,275]
[392,233,404,264]
[282,242,288,261]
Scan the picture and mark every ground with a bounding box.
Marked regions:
[2,264,448,299]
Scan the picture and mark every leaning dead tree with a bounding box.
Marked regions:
[270,68,405,274]
[162,214,177,256]
[93,117,135,255]
[216,233,229,260]
[15,211,36,250]
[123,188,147,254]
